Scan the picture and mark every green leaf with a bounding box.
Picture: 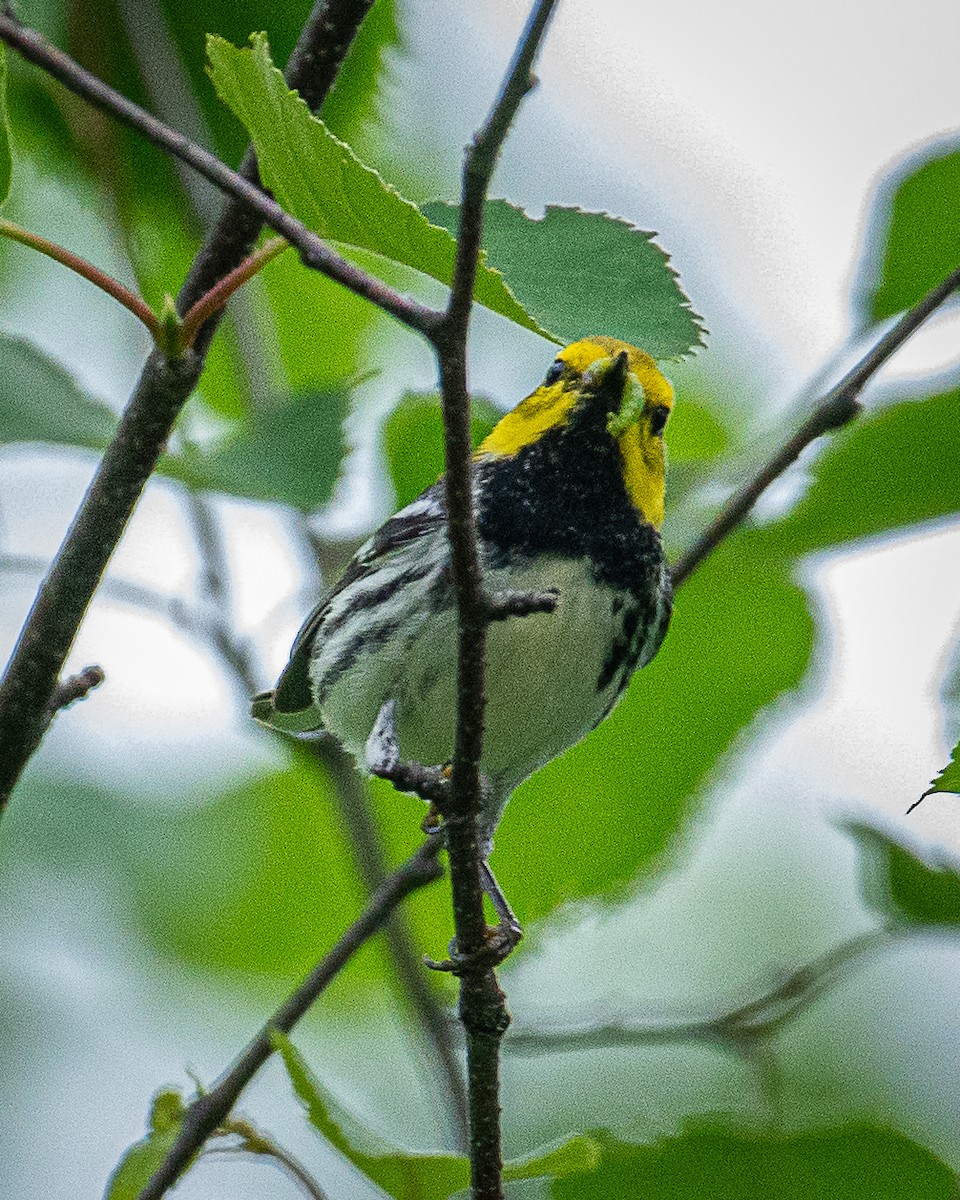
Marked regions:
[766,389,960,556]
[122,756,374,978]
[104,1090,186,1200]
[505,1134,601,1183]
[0,45,12,206]
[162,388,346,511]
[925,740,960,799]
[205,33,551,340]
[0,332,116,450]
[552,1126,956,1199]
[273,1031,599,1198]
[422,201,705,360]
[383,391,501,509]
[864,145,960,323]
[851,823,960,928]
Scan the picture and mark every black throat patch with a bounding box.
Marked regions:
[475,400,666,597]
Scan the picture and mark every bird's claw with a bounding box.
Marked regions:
[424,921,523,975]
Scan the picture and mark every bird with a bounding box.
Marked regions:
[252,336,674,955]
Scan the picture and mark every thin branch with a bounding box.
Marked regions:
[428,3,560,1198]
[48,664,105,712]
[0,10,438,336]
[217,1116,331,1200]
[136,839,444,1200]
[0,0,383,817]
[179,237,289,351]
[0,218,161,338]
[671,261,960,588]
[179,501,469,1149]
[506,926,896,1057]
[310,740,469,1150]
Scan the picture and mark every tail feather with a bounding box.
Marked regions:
[250,689,324,734]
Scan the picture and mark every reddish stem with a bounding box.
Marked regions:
[0,217,159,338]
[178,237,289,350]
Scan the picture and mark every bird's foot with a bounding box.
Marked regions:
[365,701,450,805]
[424,919,523,975]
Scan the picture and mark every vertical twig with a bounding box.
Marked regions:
[427,3,560,1197]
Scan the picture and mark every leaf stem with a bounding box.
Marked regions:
[0,0,384,814]
[179,237,289,350]
[0,9,439,336]
[0,217,160,337]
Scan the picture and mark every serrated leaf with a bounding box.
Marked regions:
[552,1126,956,1199]
[851,823,960,928]
[925,741,960,799]
[0,332,116,450]
[863,145,960,323]
[273,1031,598,1199]
[205,33,552,340]
[162,388,346,511]
[422,201,705,360]
[383,391,501,508]
[0,45,12,206]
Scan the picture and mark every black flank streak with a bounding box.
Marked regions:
[318,618,403,698]
[320,561,436,639]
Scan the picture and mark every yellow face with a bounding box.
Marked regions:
[478,336,675,527]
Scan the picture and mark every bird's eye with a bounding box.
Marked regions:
[649,405,670,437]
[543,359,565,385]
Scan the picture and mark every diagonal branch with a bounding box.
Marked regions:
[0,0,389,817]
[671,260,960,588]
[135,840,445,1200]
[0,8,438,336]
[426,3,560,1198]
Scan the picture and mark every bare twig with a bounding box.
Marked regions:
[48,664,105,712]
[181,500,469,1149]
[0,10,438,336]
[507,926,896,1057]
[0,0,386,817]
[136,839,444,1200]
[216,1116,331,1200]
[0,218,161,338]
[424,3,559,1197]
[671,261,960,588]
[313,741,469,1149]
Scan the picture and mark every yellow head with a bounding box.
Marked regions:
[478,336,675,527]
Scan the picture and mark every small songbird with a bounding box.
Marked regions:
[253,337,674,949]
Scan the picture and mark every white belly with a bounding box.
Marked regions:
[316,554,630,821]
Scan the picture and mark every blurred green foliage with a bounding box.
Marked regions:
[552,1126,956,1199]
[274,1030,602,1197]
[383,391,501,509]
[865,144,960,323]
[854,824,960,928]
